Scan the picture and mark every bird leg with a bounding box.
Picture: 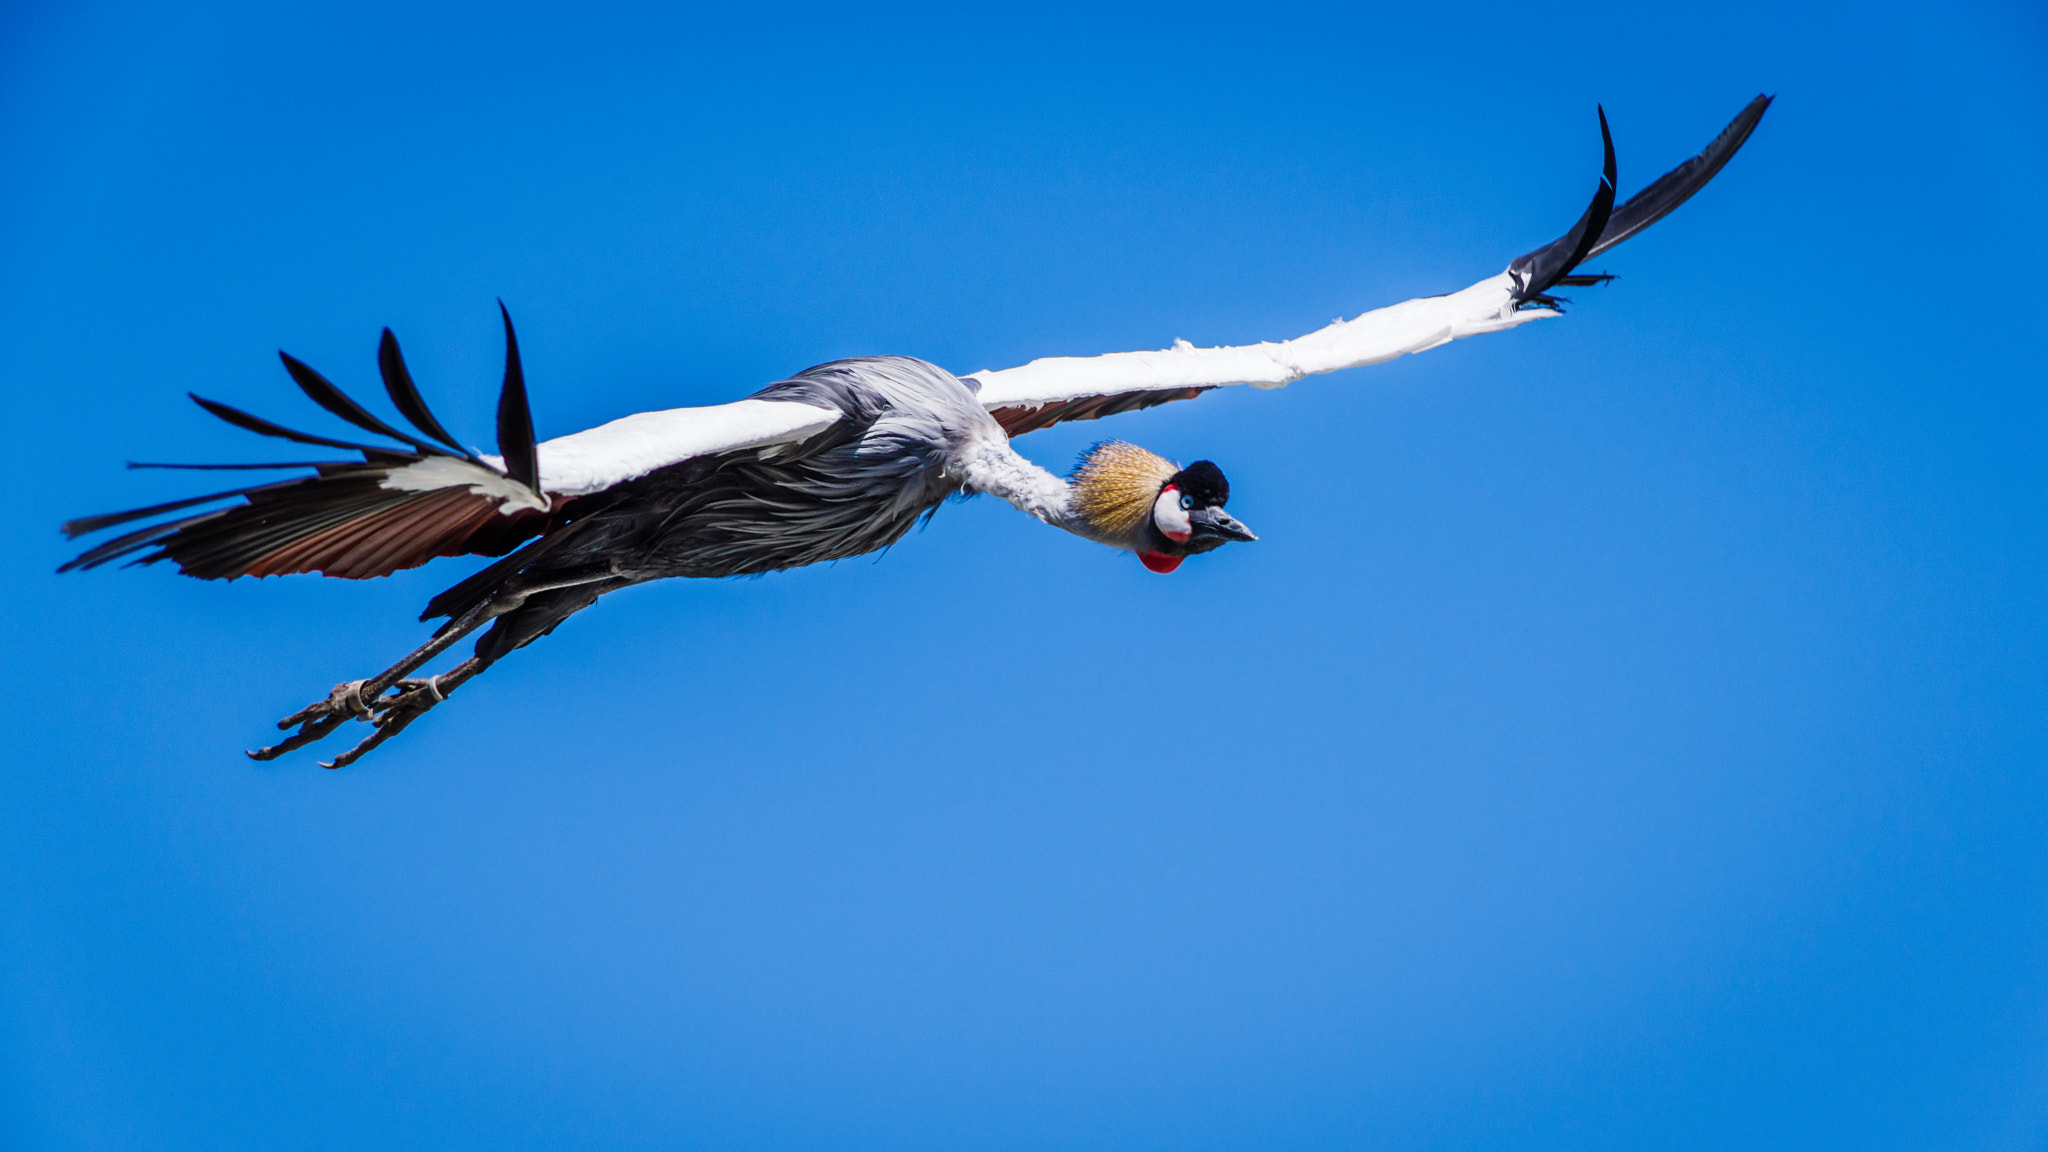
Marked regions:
[247,598,496,761]
[246,565,616,764]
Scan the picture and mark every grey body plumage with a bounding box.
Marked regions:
[472,356,1001,661]
[650,355,995,577]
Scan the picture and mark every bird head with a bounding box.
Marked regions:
[1069,442,1256,573]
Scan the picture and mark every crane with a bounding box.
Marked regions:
[61,96,1772,767]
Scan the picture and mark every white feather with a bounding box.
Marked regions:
[378,457,549,513]
[1151,487,1191,541]
[476,398,843,498]
[967,269,1557,410]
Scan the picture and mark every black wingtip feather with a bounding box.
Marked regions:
[127,460,336,470]
[1583,93,1773,262]
[57,509,232,573]
[278,351,446,456]
[1510,105,1619,306]
[189,392,409,459]
[1510,95,1769,307]
[59,476,306,538]
[378,329,474,457]
[62,310,561,582]
[1562,106,1619,273]
[494,302,540,494]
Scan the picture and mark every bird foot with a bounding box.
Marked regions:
[247,680,375,761]
[246,671,457,767]
[317,675,452,769]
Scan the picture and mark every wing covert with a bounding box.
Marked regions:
[512,397,841,497]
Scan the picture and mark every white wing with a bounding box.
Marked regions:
[971,96,1771,437]
[486,398,842,498]
[970,270,1551,432]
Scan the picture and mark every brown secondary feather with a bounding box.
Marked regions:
[1070,441,1178,538]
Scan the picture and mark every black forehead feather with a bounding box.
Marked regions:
[1170,460,1229,506]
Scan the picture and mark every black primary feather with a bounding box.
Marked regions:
[62,313,560,583]
[1583,94,1773,262]
[378,329,475,457]
[58,510,231,572]
[60,480,303,538]
[1511,95,1772,305]
[494,302,540,494]
[127,460,337,470]
[1511,106,1618,306]
[279,351,450,456]
[188,393,410,460]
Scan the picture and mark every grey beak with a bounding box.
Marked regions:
[1189,506,1257,543]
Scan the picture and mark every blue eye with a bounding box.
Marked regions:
[1179,494,1194,511]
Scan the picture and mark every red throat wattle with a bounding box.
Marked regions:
[1139,551,1184,574]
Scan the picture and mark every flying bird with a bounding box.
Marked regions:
[62,96,1772,767]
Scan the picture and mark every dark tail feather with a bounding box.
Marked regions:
[378,329,475,456]
[419,490,621,624]
[1586,94,1773,262]
[278,351,450,457]
[1510,106,1619,306]
[419,525,578,625]
[494,302,540,494]
[474,582,610,664]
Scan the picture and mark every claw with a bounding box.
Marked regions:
[246,718,343,761]
[252,665,474,767]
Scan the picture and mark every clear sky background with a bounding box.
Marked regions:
[3,1,2044,1148]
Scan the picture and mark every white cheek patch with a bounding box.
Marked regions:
[1152,486,1191,542]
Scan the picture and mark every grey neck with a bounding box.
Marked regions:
[953,433,1116,546]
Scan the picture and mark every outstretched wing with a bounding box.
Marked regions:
[973,95,1772,437]
[61,310,840,581]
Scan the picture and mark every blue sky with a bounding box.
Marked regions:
[3,1,2044,1148]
